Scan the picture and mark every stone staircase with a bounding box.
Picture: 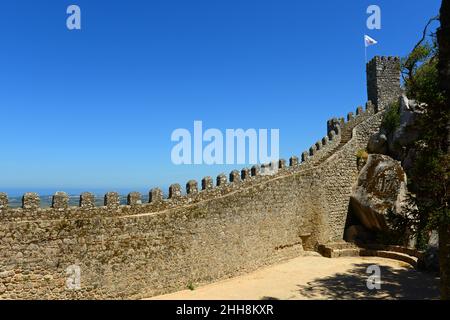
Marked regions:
[318,242,420,268]
[318,242,361,258]
[313,124,354,167]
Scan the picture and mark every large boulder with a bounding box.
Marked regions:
[344,225,375,243]
[350,154,408,232]
[389,95,424,159]
[367,132,388,154]
[402,147,418,175]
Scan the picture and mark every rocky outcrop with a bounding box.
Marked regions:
[367,132,388,154]
[366,95,426,180]
[350,154,408,232]
[344,225,375,243]
[389,96,424,161]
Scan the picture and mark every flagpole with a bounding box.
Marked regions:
[364,34,367,64]
[364,35,378,63]
[364,34,368,64]
[365,45,367,64]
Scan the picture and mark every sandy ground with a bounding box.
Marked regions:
[149,255,439,300]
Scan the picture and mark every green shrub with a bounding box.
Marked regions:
[356,149,368,160]
[356,149,368,167]
[187,282,195,291]
[381,101,401,134]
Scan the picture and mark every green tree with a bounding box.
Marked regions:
[401,2,450,300]
[437,0,450,300]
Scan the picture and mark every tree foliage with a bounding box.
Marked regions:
[381,101,400,135]
[399,25,450,249]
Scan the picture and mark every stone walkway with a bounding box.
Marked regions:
[149,255,439,300]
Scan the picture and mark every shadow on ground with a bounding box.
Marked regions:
[296,263,439,300]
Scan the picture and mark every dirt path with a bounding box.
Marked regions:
[148,255,439,300]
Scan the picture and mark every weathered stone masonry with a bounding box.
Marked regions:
[367,56,402,112]
[0,56,399,299]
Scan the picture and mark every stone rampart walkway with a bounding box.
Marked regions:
[148,255,439,300]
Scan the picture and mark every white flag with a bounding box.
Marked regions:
[365,35,378,47]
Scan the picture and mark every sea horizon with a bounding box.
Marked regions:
[4,192,155,208]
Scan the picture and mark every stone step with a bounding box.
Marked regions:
[312,126,354,167]
[318,242,419,267]
[317,242,359,258]
[320,241,359,250]
[357,244,423,259]
[329,248,361,258]
[359,249,419,267]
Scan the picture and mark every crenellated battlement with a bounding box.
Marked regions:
[0,56,400,300]
[366,56,400,65]
[367,56,401,112]
[0,101,375,222]
[0,102,386,300]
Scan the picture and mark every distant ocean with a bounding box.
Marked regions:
[7,194,151,208]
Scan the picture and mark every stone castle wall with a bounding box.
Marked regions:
[0,104,383,299]
[0,56,397,299]
[367,56,402,112]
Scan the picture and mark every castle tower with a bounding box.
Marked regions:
[366,56,401,112]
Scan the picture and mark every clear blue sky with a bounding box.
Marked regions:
[0,0,441,196]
